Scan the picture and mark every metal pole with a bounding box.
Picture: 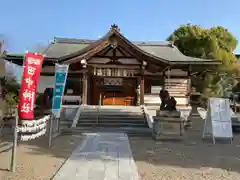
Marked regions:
[57,117,60,133]
[85,75,88,105]
[53,116,56,134]
[10,108,18,172]
[48,114,53,148]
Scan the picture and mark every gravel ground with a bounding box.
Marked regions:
[0,134,83,180]
[1,117,240,180]
[129,118,240,180]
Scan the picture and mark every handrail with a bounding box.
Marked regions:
[95,105,99,125]
[71,105,82,128]
[142,105,154,128]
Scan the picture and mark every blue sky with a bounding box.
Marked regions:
[1,0,240,53]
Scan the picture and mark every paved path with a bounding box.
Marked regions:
[53,133,139,180]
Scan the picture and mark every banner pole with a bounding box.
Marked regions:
[10,108,18,172]
[48,114,53,148]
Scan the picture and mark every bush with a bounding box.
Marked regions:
[5,92,18,107]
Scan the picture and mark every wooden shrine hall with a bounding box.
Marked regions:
[2,24,220,106]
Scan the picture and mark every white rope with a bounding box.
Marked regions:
[18,122,47,133]
[20,128,47,141]
[18,115,50,141]
[21,115,50,127]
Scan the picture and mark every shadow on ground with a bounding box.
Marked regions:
[1,111,240,177]
[129,117,240,176]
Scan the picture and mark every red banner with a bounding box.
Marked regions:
[18,52,44,120]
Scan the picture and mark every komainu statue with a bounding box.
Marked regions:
[152,88,184,141]
[159,89,169,110]
[159,89,177,111]
[166,97,177,111]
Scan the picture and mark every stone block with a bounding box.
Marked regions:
[152,116,185,140]
[156,110,181,117]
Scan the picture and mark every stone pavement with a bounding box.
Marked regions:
[52,133,139,180]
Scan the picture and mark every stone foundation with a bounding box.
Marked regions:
[152,110,185,140]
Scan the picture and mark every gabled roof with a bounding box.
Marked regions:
[2,25,221,66]
[43,37,218,64]
[55,26,220,65]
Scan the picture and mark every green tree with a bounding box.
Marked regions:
[1,74,20,104]
[167,24,239,97]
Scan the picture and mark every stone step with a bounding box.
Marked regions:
[168,94,187,97]
[60,119,147,126]
[78,115,145,120]
[81,107,142,111]
[165,85,188,88]
[166,90,187,93]
[167,89,188,92]
[79,116,145,123]
[81,111,143,116]
[61,127,152,136]
[80,111,143,114]
[77,117,147,126]
[167,90,187,92]
[76,123,148,128]
[166,89,188,92]
[60,121,72,126]
[78,119,147,123]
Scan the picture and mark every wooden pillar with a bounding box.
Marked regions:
[187,66,192,106]
[139,60,147,106]
[163,70,166,89]
[87,74,91,104]
[140,75,144,105]
[164,68,171,90]
[82,72,88,105]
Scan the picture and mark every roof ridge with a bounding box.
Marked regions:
[133,40,172,46]
[54,37,95,44]
[54,37,172,47]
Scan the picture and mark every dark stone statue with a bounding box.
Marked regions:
[43,88,53,109]
[166,97,177,111]
[159,89,169,110]
[159,89,177,111]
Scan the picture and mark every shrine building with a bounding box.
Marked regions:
[1,24,220,106]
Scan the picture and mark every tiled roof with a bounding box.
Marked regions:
[41,37,216,63]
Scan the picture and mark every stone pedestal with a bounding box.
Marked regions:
[152,110,184,140]
[156,110,181,117]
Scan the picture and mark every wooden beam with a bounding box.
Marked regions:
[93,55,134,59]
[117,46,130,57]
[62,40,110,64]
[112,48,117,62]
[116,40,143,64]
[97,46,112,56]
[89,64,140,69]
[106,61,123,65]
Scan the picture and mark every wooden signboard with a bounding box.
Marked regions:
[203,98,233,144]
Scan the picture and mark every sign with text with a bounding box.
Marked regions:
[18,52,44,120]
[52,64,69,117]
[203,98,233,143]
